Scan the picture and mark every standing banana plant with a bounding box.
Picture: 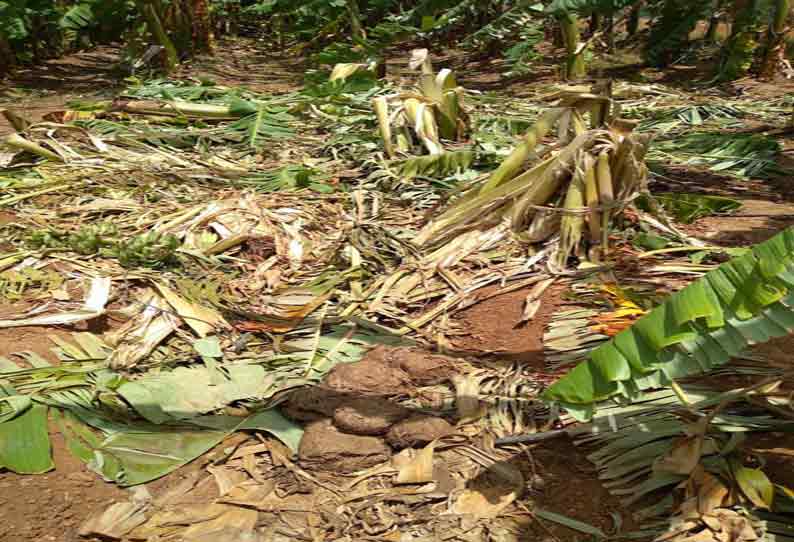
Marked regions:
[759,0,791,79]
[626,0,643,36]
[347,0,366,42]
[719,0,765,81]
[191,0,214,53]
[559,11,588,79]
[546,1,589,79]
[545,0,645,79]
[646,0,711,67]
[705,0,727,42]
[134,0,179,71]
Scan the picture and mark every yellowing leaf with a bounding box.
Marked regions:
[155,283,227,338]
[733,463,774,510]
[687,468,729,515]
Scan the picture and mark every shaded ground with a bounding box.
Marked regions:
[0,45,124,136]
[176,40,305,94]
[0,39,307,136]
[651,165,794,246]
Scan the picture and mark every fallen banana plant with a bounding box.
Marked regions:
[544,227,794,420]
[414,92,649,270]
[563,383,794,528]
[113,96,258,119]
[373,49,469,157]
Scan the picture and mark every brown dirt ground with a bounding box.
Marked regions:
[0,324,74,364]
[745,432,794,491]
[0,431,127,542]
[449,284,566,367]
[653,163,794,247]
[0,46,124,136]
[0,316,133,542]
[519,437,631,540]
[174,40,305,94]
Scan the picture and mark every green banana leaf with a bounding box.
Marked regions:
[398,150,475,179]
[636,192,742,224]
[0,395,32,423]
[565,386,794,518]
[545,0,640,15]
[0,404,54,474]
[116,364,275,424]
[544,227,794,420]
[58,406,302,486]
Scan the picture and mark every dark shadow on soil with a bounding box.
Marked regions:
[0,45,125,135]
[516,435,630,542]
[650,166,786,201]
[3,45,124,93]
[176,38,306,94]
[649,165,794,245]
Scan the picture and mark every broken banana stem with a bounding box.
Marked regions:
[583,154,600,248]
[556,168,585,268]
[5,133,64,162]
[373,96,395,158]
[524,205,562,243]
[479,108,564,194]
[596,151,614,255]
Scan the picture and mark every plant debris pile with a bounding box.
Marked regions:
[1,44,794,542]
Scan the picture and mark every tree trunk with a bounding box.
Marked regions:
[705,0,724,42]
[719,0,761,81]
[31,15,41,64]
[627,3,641,36]
[191,0,214,53]
[590,12,602,34]
[0,34,16,77]
[347,0,366,42]
[759,0,790,79]
[546,20,565,47]
[135,0,179,72]
[646,0,710,67]
[605,10,615,52]
[560,13,587,80]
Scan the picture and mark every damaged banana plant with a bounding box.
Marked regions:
[373,49,469,157]
[562,382,794,540]
[544,227,794,420]
[415,86,650,271]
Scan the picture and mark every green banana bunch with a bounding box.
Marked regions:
[28,225,181,269]
[113,231,181,269]
[28,223,118,255]
[68,223,118,255]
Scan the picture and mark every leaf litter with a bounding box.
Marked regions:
[2,47,794,542]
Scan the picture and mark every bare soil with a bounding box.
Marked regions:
[0,325,73,364]
[0,45,124,136]
[0,431,127,542]
[449,284,566,366]
[520,437,632,540]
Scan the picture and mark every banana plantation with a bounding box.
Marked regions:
[1,1,794,541]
